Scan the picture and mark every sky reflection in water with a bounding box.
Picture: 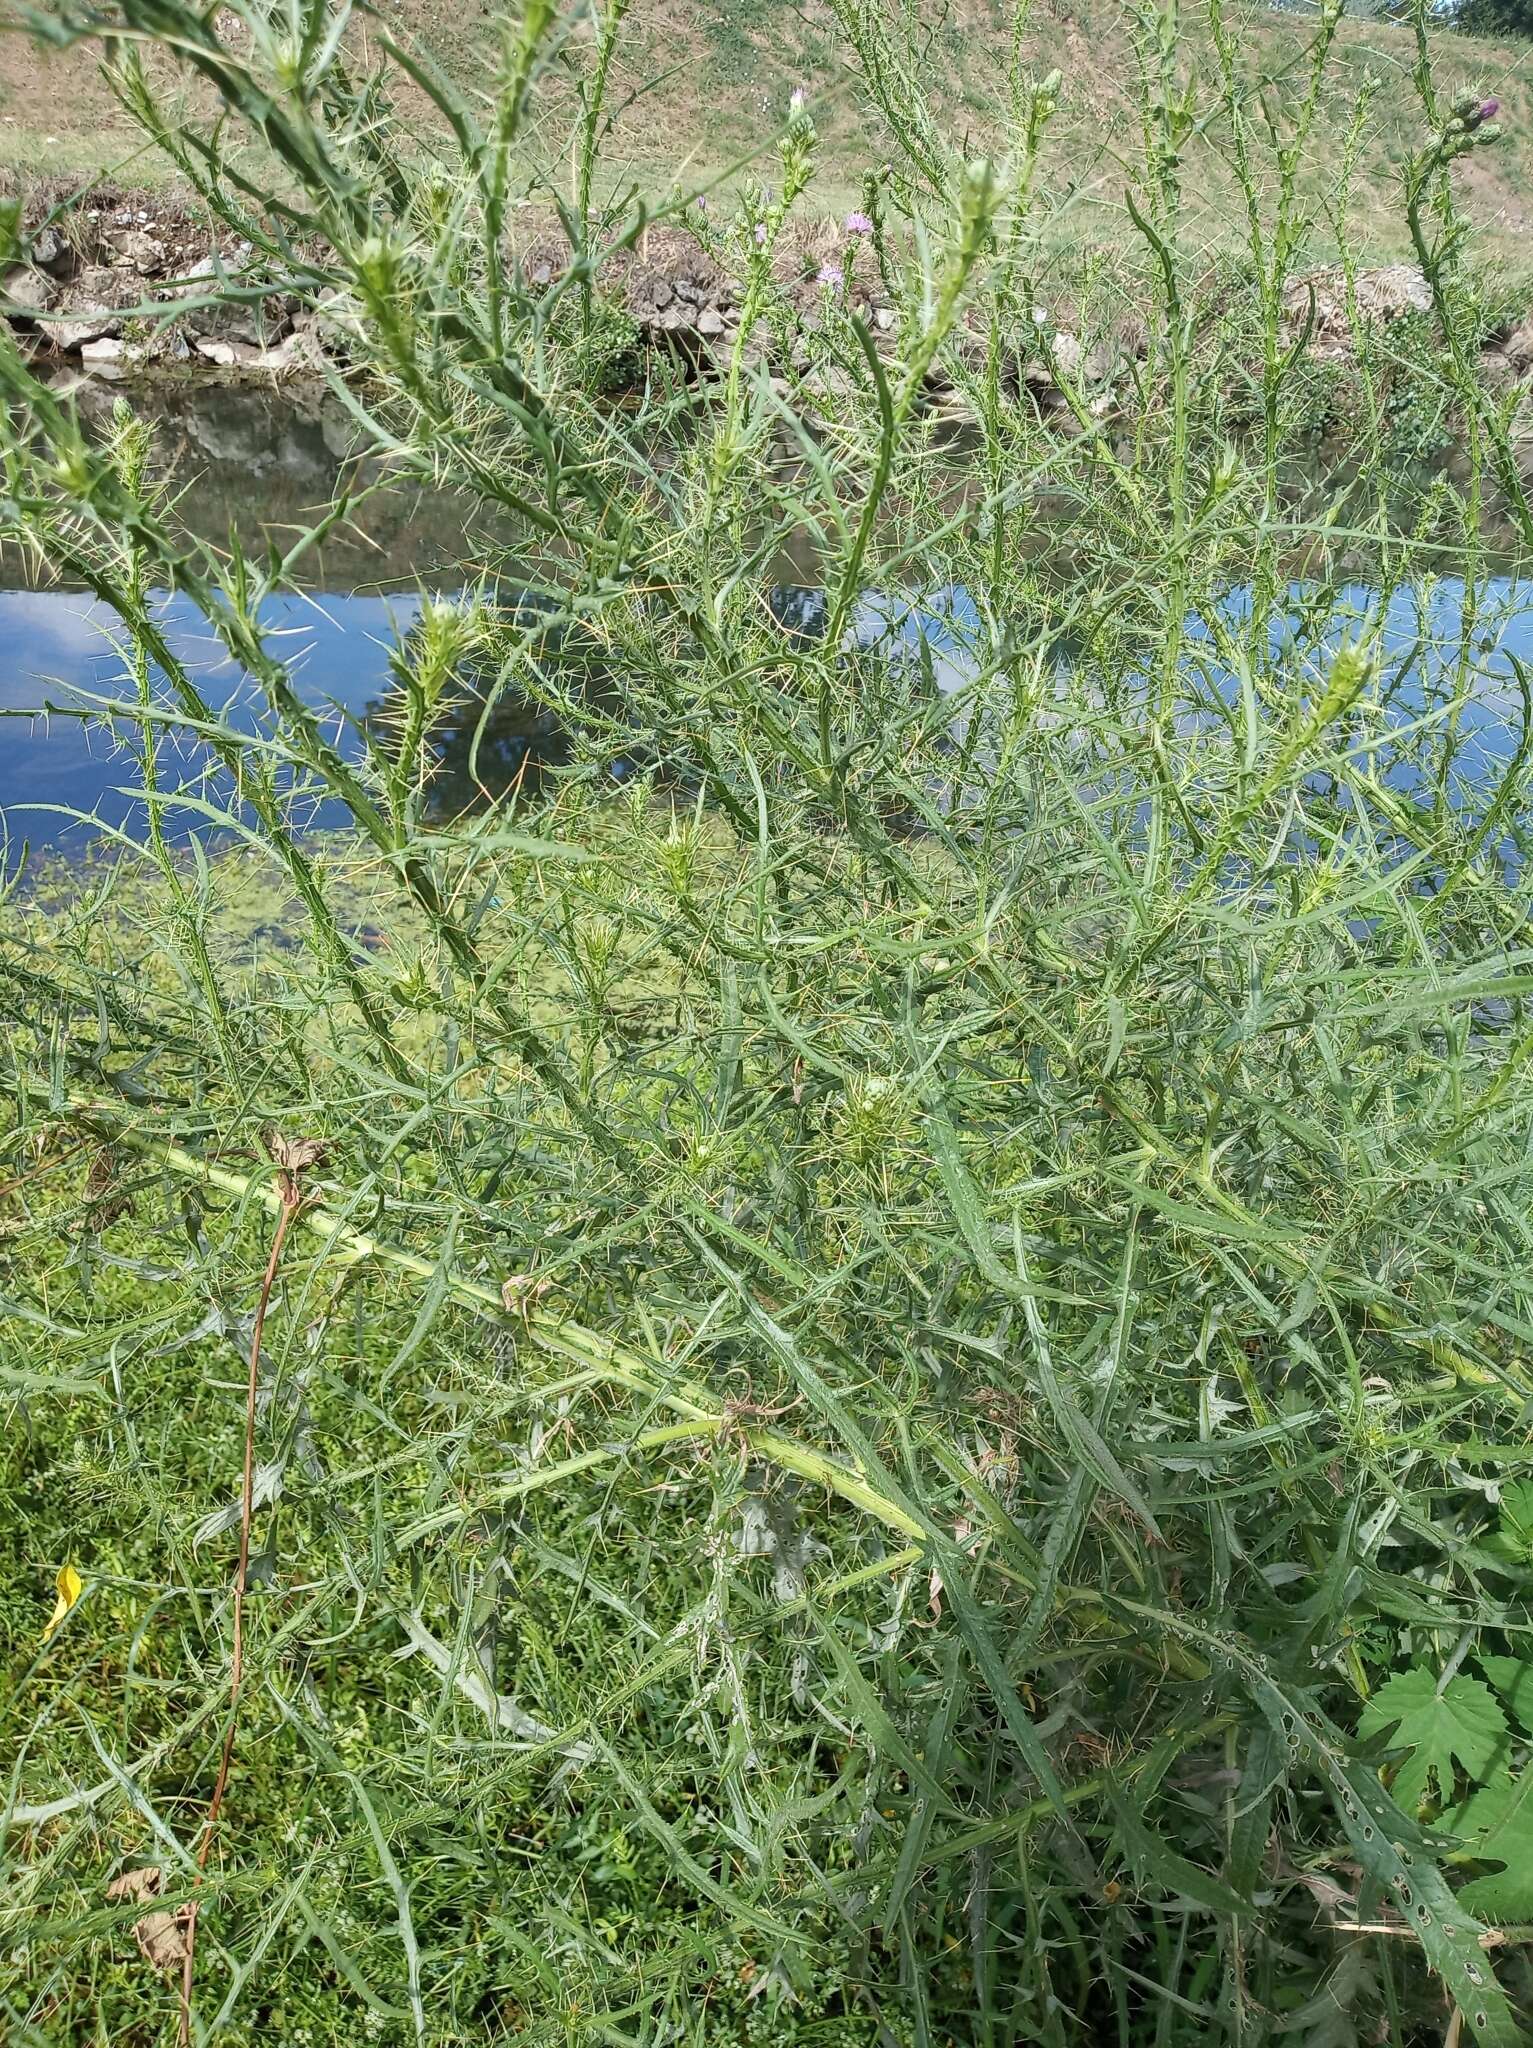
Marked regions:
[2,377,1531,854]
[5,573,1533,854]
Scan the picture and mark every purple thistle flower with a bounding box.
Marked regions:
[754,222,769,246]
[1478,97,1500,122]
[816,262,842,290]
[845,210,875,237]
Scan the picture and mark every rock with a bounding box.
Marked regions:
[733,326,772,374]
[1,265,57,318]
[147,328,192,365]
[246,342,299,373]
[193,332,315,374]
[169,254,295,346]
[190,296,294,347]
[310,286,363,352]
[107,228,166,275]
[1354,264,1432,319]
[34,272,126,352]
[1047,332,1113,385]
[929,387,977,425]
[648,278,674,311]
[319,395,360,459]
[273,319,332,373]
[873,305,896,333]
[1283,264,1433,361]
[30,225,74,277]
[194,336,266,367]
[1481,313,1533,388]
[253,326,329,375]
[79,337,128,371]
[695,304,727,339]
[675,278,700,306]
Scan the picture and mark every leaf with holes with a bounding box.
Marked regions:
[1326,1752,1520,2044]
[1358,1670,1507,1810]
[1110,1600,1525,2041]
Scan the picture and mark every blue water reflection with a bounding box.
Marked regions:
[834,574,1533,795]
[4,569,1532,856]
[1185,578,1533,796]
[0,587,420,853]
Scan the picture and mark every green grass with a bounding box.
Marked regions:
[6,3,1533,2045]
[5,0,1533,268]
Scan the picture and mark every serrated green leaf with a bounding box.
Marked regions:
[1483,1481,1533,1571]
[1498,1480,1533,1558]
[1359,1670,1507,1809]
[1451,1771,1533,1924]
[1481,1656,1533,1739]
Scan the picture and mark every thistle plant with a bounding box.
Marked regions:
[2,4,1533,2046]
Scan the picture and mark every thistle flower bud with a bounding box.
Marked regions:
[1452,93,1499,135]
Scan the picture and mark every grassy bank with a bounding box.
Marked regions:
[4,0,1533,266]
[6,4,1533,2046]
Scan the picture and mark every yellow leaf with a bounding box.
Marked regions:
[43,1563,83,1643]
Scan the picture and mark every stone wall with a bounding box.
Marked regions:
[4,191,1530,424]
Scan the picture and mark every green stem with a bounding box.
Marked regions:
[67,1101,931,1548]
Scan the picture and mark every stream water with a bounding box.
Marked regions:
[2,377,1530,857]
[0,379,497,853]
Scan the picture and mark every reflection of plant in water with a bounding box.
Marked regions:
[365,598,620,823]
[373,673,571,820]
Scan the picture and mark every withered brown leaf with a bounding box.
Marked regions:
[81,1146,133,1232]
[105,1866,193,1973]
[263,1129,332,1203]
[264,1131,330,1176]
[501,1272,553,1318]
